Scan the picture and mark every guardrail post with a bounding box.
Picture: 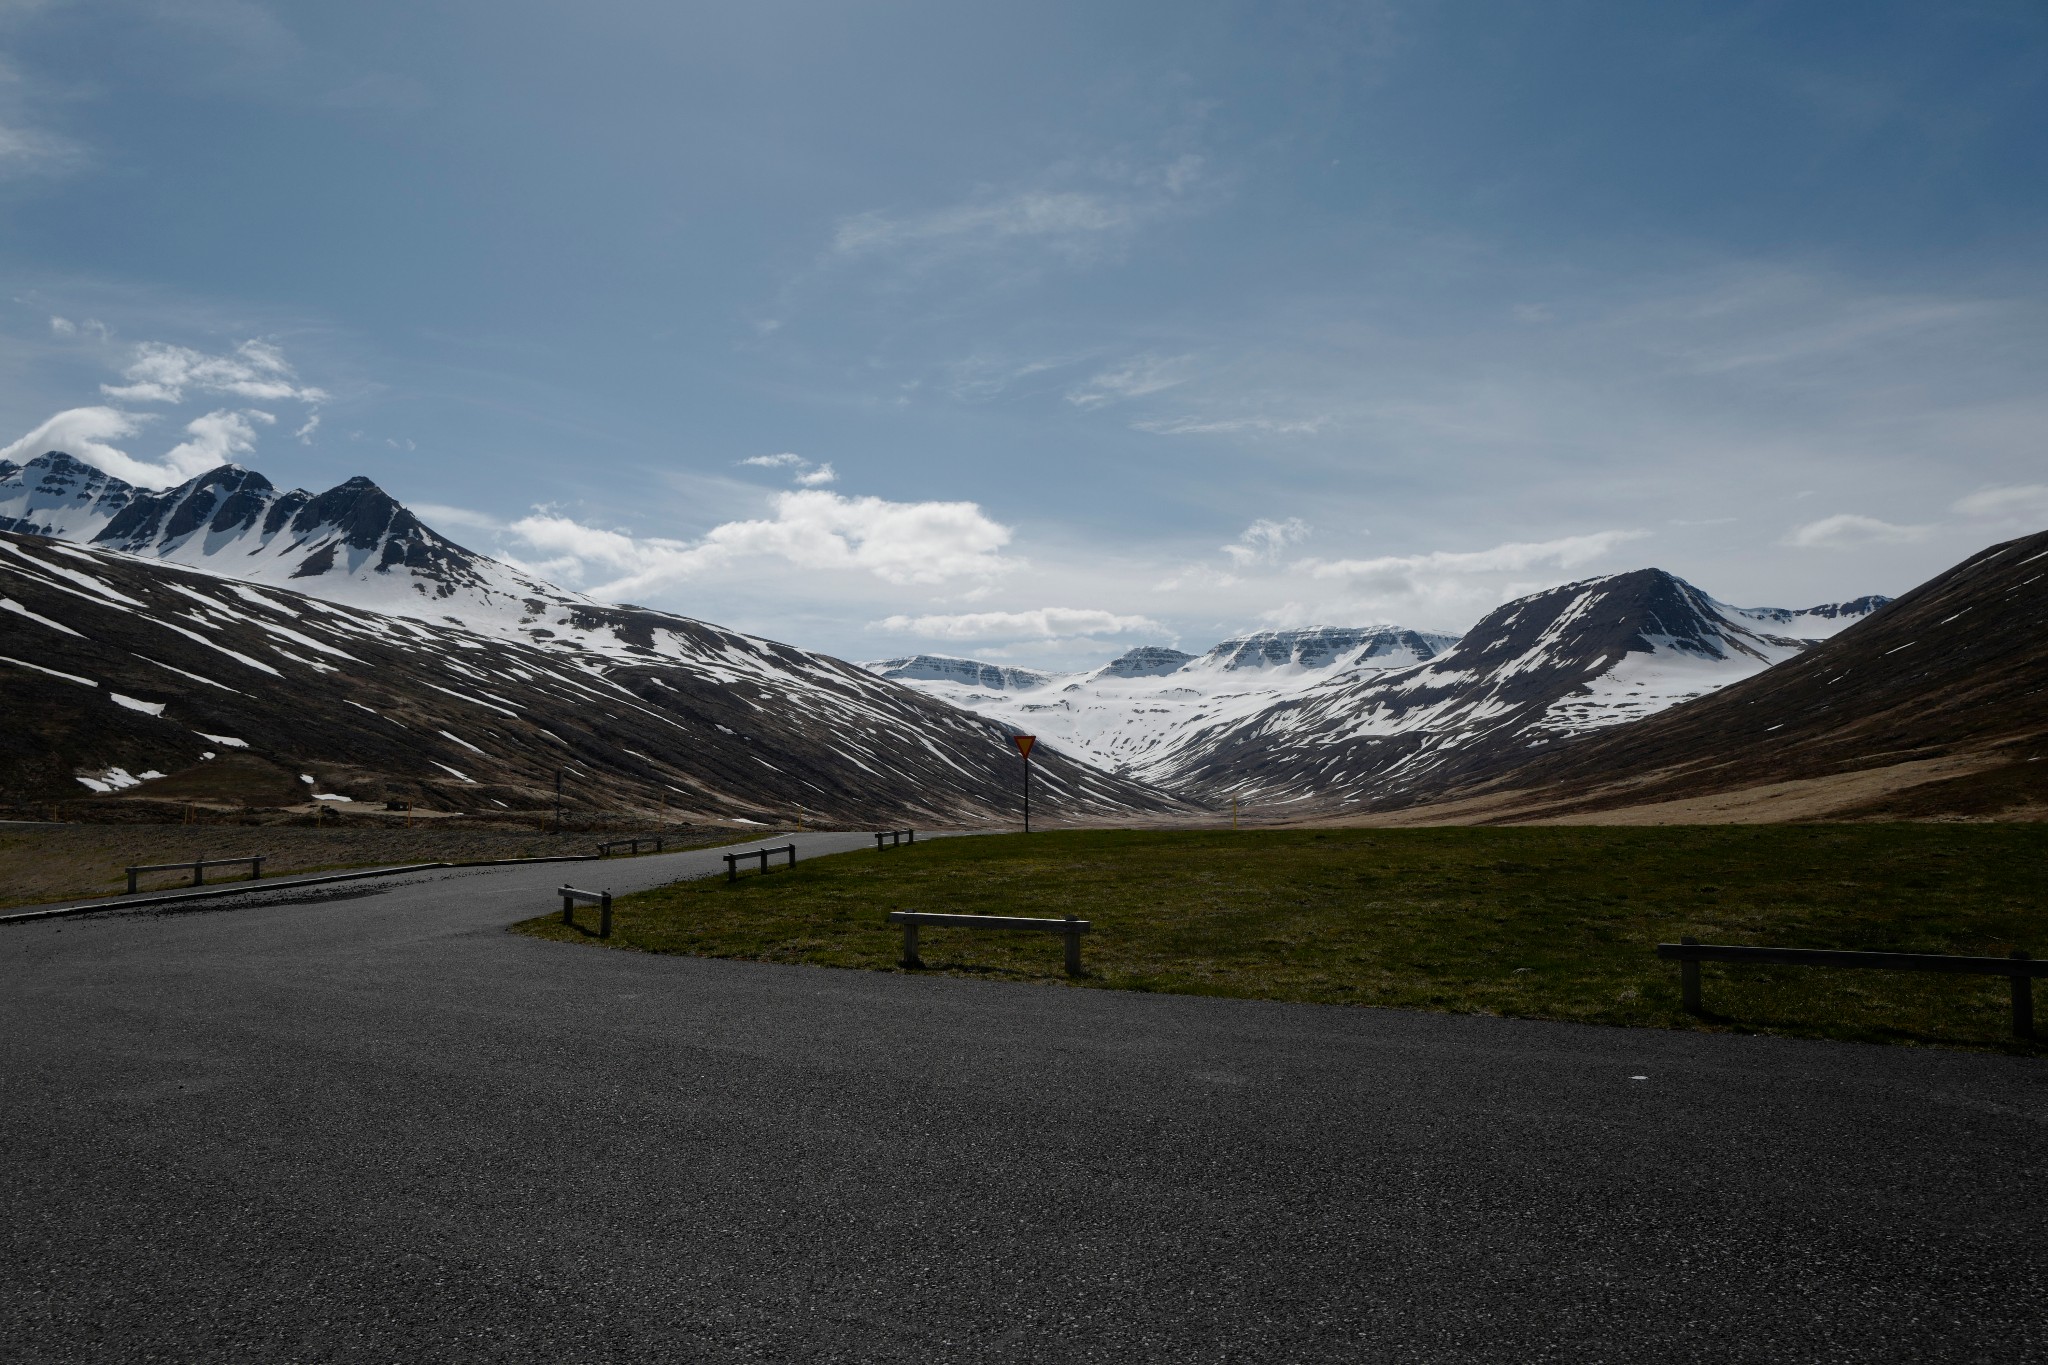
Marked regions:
[757,849,768,875]
[1680,936,1702,1015]
[600,891,613,940]
[2013,951,2034,1040]
[561,890,575,925]
[786,846,797,869]
[193,859,205,887]
[902,915,921,969]
[253,857,265,880]
[127,868,139,894]
[1064,915,1083,977]
[908,830,915,845]
[727,855,737,883]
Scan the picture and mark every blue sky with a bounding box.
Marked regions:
[3,1,2045,665]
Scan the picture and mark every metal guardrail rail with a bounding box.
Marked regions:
[873,830,915,849]
[125,856,265,894]
[724,845,797,881]
[1658,937,2043,1039]
[888,910,1092,977]
[597,836,668,858]
[559,885,614,938]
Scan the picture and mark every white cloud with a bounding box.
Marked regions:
[827,156,1210,275]
[1302,530,1650,583]
[872,607,1162,640]
[1783,514,1931,549]
[294,412,321,443]
[1133,415,1328,436]
[1152,563,1241,592]
[1,408,160,486]
[508,489,1015,598]
[1951,484,2048,523]
[1066,354,1194,409]
[0,121,85,177]
[1222,517,1311,567]
[162,408,273,474]
[410,503,508,534]
[0,403,277,488]
[100,339,328,405]
[739,451,836,486]
[834,191,1135,256]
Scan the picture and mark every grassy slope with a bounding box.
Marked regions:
[515,826,2048,1053]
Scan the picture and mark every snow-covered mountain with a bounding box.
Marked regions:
[0,453,1184,823]
[1433,529,2048,823]
[862,625,1459,776]
[1152,568,1889,810]
[0,452,574,630]
[865,655,1054,691]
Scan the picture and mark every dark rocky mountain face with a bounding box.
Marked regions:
[0,531,1184,825]
[0,451,549,615]
[863,655,1054,692]
[1153,569,1887,811]
[1199,625,1457,672]
[1099,646,1196,678]
[0,451,142,538]
[1435,529,2048,821]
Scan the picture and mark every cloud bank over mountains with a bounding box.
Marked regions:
[7,303,2042,668]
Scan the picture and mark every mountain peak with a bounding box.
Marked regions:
[1099,645,1196,678]
[862,655,1052,692]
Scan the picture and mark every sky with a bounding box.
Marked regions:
[2,0,2045,667]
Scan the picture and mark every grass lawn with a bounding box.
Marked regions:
[513,825,2048,1053]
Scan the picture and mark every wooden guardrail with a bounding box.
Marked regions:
[559,885,613,938]
[598,835,667,858]
[126,856,265,894]
[725,844,797,882]
[887,910,1092,977]
[873,829,915,849]
[1658,937,2043,1039]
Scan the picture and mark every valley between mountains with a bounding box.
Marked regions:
[3,449,2043,825]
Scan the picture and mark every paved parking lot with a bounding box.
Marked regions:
[4,834,2044,1362]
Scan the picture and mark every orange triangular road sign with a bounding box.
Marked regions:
[1012,734,1036,759]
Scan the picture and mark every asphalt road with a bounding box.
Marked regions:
[3,831,2044,1363]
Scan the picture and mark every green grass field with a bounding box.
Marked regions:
[512,826,2048,1053]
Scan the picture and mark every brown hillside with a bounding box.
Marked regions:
[1389,527,2048,824]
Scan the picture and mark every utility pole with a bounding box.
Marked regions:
[1012,734,1036,833]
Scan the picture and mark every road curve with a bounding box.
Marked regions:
[3,831,2044,1362]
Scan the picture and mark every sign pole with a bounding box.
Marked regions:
[1012,734,1036,833]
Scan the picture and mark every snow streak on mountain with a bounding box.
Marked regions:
[1154,569,1887,809]
[1,451,576,629]
[0,453,1184,823]
[3,450,1893,820]
[865,626,1459,777]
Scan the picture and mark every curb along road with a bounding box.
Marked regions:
[0,831,909,924]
